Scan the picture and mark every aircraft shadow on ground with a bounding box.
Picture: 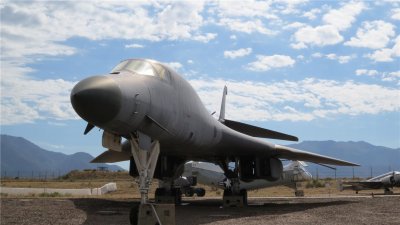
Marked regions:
[71,198,354,225]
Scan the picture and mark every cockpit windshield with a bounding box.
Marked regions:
[111,59,156,76]
[111,59,172,83]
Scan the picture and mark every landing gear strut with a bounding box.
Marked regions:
[128,132,175,225]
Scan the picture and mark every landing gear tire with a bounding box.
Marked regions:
[195,188,206,197]
[185,188,194,197]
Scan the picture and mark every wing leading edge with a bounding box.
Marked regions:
[224,119,298,141]
[274,144,359,166]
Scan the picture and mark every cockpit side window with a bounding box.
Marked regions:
[152,63,171,82]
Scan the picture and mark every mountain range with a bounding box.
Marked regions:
[287,140,400,178]
[1,134,399,178]
[0,134,123,178]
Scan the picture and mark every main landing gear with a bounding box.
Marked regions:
[220,159,248,207]
[128,132,175,225]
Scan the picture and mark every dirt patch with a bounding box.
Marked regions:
[1,196,399,225]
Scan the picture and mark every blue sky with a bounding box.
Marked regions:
[1,1,399,169]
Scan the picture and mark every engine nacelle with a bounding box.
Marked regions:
[239,156,283,182]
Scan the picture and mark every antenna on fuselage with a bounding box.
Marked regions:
[218,86,228,122]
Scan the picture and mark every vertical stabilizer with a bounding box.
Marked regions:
[219,86,228,122]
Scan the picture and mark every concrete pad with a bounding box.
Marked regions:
[0,182,117,196]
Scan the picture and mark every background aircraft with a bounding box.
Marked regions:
[339,171,400,194]
[71,58,358,223]
[181,161,312,199]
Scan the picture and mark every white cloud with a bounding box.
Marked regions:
[246,55,295,72]
[213,0,276,19]
[325,53,355,64]
[292,25,344,48]
[0,1,215,125]
[291,2,365,48]
[224,48,252,59]
[365,35,400,62]
[189,78,400,122]
[384,72,400,84]
[284,22,306,30]
[355,69,400,84]
[218,18,276,35]
[192,33,218,43]
[164,62,183,71]
[322,1,365,31]
[229,35,237,40]
[356,69,379,76]
[311,52,323,58]
[344,20,395,49]
[366,49,395,62]
[392,8,400,20]
[1,63,78,125]
[303,8,321,20]
[125,44,144,48]
[382,71,400,83]
[1,1,211,64]
[312,52,355,63]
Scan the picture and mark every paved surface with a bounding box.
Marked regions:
[1,196,400,225]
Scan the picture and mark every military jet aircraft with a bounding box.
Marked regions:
[339,171,400,194]
[70,58,358,224]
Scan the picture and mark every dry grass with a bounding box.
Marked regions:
[1,170,398,198]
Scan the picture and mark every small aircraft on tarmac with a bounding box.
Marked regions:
[339,171,400,194]
[71,58,358,224]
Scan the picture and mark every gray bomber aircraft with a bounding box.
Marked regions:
[70,58,359,224]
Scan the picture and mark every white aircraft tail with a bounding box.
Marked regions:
[219,86,227,122]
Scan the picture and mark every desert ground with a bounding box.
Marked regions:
[1,171,399,225]
[1,196,400,225]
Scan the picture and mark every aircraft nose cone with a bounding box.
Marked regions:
[71,76,122,124]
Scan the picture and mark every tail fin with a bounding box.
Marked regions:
[219,86,227,122]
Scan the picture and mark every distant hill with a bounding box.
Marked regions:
[287,141,400,178]
[0,134,124,178]
[1,135,399,179]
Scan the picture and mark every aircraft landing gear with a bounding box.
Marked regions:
[220,159,248,207]
[128,132,175,225]
[222,186,247,207]
[384,188,393,195]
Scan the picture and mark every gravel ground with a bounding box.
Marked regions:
[1,196,399,225]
